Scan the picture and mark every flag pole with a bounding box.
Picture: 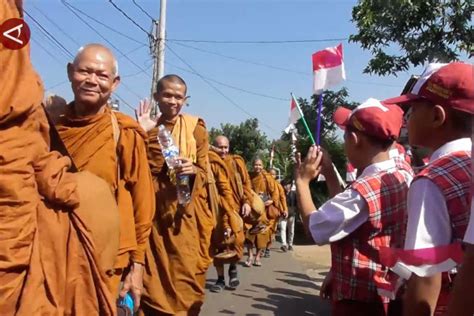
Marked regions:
[291,93,316,145]
[315,93,323,145]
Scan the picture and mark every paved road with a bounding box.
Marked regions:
[201,242,331,315]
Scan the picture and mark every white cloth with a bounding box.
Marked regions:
[309,159,412,245]
[404,138,472,250]
[280,214,296,247]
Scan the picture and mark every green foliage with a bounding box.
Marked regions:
[278,88,359,204]
[209,118,270,165]
[350,0,473,76]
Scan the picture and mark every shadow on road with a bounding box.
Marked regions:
[234,269,331,316]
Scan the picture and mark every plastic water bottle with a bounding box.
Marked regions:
[157,125,191,205]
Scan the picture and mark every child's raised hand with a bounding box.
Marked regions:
[318,147,334,176]
[295,145,323,184]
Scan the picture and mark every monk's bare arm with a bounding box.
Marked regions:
[403,273,442,316]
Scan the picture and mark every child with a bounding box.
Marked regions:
[295,98,412,316]
[382,62,473,316]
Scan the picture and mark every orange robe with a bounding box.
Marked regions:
[209,151,244,265]
[0,1,115,314]
[55,105,155,296]
[248,171,279,249]
[56,105,155,271]
[270,179,287,236]
[143,114,211,315]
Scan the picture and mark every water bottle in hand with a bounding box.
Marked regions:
[157,125,179,168]
[157,125,191,205]
[176,174,191,205]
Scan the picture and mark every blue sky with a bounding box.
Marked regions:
[28,0,424,139]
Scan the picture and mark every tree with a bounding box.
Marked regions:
[350,0,473,76]
[277,88,359,205]
[209,118,270,164]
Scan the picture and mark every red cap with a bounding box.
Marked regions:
[333,98,404,141]
[383,62,474,114]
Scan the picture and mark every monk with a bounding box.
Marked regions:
[265,168,288,257]
[247,158,279,266]
[136,75,213,315]
[0,1,115,314]
[209,136,250,292]
[50,44,155,311]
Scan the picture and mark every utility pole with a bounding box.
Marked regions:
[150,0,166,115]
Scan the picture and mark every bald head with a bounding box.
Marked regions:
[213,135,230,158]
[68,43,121,115]
[74,44,118,76]
[269,169,277,178]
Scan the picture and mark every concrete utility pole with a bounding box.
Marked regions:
[151,0,166,114]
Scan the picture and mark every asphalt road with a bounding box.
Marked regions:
[201,242,332,316]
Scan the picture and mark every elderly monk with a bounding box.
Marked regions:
[0,1,115,315]
[49,43,155,310]
[247,158,279,267]
[136,74,212,315]
[265,168,288,257]
[209,136,250,292]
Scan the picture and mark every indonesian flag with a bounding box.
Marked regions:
[285,94,302,133]
[312,43,346,94]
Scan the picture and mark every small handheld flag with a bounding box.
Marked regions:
[312,43,346,145]
[288,93,316,145]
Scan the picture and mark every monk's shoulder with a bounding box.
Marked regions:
[113,111,147,139]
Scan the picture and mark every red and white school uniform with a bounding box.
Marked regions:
[309,159,412,315]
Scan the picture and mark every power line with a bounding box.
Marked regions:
[173,42,308,75]
[30,36,66,66]
[132,0,155,21]
[166,61,288,102]
[108,0,152,36]
[63,1,146,46]
[31,4,81,47]
[165,43,278,133]
[24,10,73,58]
[61,1,151,78]
[46,80,70,90]
[167,38,349,44]
[172,42,401,89]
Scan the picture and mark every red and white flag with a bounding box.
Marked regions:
[285,93,303,133]
[312,43,346,94]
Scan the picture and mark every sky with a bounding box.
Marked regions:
[27,0,426,140]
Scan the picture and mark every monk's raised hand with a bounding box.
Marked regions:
[295,145,323,184]
[135,98,159,132]
[175,157,196,176]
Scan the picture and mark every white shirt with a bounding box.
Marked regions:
[404,138,472,250]
[463,132,474,244]
[309,159,413,245]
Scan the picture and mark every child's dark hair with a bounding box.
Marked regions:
[449,108,472,135]
[346,125,394,150]
[156,74,187,94]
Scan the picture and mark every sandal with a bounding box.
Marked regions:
[244,259,252,267]
[210,280,226,293]
[253,260,262,267]
[228,266,240,289]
